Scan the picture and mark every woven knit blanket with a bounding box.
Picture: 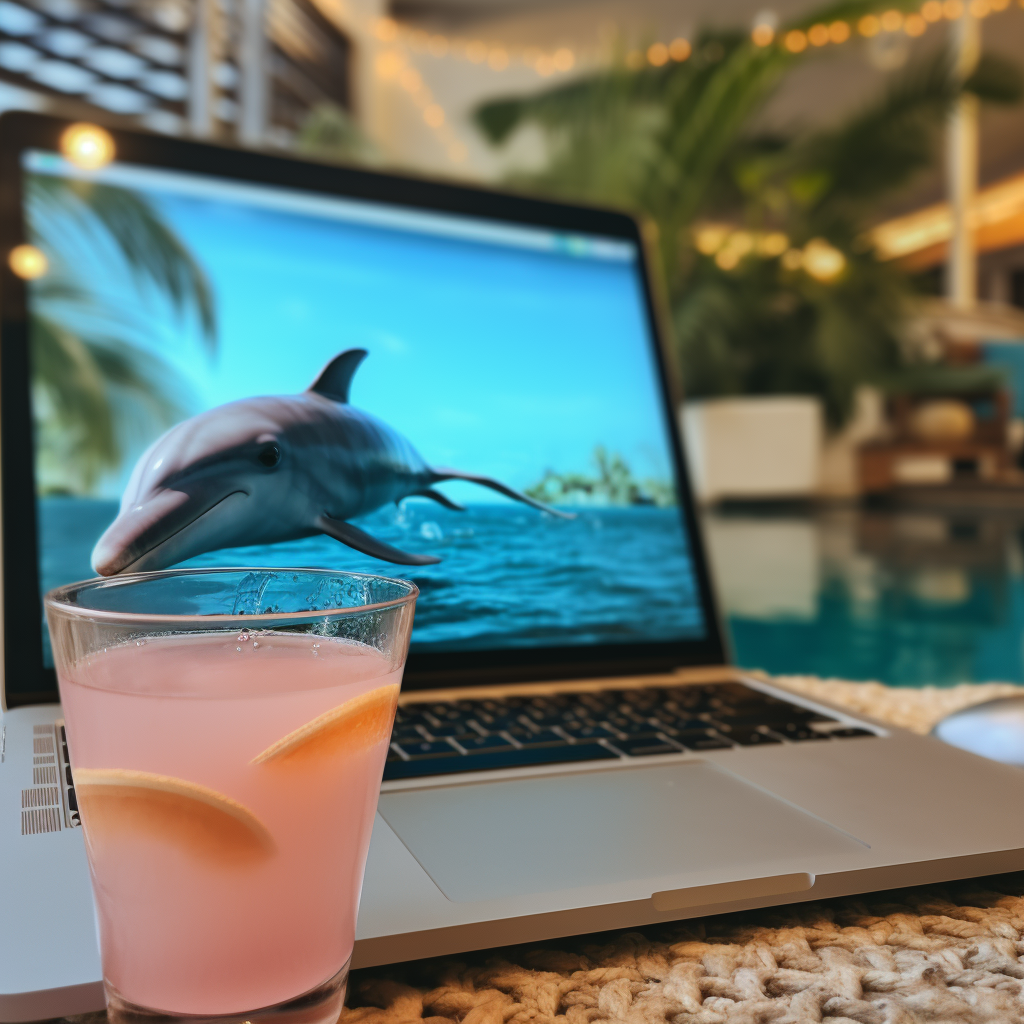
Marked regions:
[63,678,1024,1024]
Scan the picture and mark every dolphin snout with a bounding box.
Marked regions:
[91,488,247,575]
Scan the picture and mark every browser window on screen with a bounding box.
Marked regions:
[23,151,706,667]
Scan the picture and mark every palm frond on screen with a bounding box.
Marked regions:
[25,178,216,494]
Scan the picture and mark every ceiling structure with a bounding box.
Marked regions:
[386,0,1024,215]
[0,0,352,141]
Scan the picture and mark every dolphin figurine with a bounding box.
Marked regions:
[91,348,570,575]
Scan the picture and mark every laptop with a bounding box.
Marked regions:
[4,111,1024,1020]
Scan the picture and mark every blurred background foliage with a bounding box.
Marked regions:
[474,2,1023,427]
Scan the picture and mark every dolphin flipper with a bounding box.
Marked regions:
[432,468,575,519]
[409,489,466,512]
[308,349,368,403]
[317,514,442,565]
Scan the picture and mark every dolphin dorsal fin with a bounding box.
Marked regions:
[308,349,368,403]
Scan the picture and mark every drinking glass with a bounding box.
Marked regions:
[45,567,417,1024]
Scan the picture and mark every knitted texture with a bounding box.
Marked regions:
[344,878,1024,1024]
[765,675,1022,736]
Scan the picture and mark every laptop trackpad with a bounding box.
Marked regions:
[377,761,866,903]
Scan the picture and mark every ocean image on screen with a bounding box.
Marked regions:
[25,154,706,663]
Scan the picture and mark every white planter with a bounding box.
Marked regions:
[680,396,823,503]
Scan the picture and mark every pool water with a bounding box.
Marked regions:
[706,505,1024,687]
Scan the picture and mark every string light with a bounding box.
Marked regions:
[553,48,576,71]
[372,0,1020,85]
[669,38,692,60]
[8,244,48,279]
[378,17,578,79]
[362,0,1022,171]
[647,42,669,65]
[784,29,809,51]
[60,123,115,170]
[803,238,847,281]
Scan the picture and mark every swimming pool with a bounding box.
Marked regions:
[707,505,1024,687]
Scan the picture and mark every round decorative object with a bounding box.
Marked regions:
[908,399,975,442]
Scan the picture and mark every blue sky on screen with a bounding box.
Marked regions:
[40,163,678,503]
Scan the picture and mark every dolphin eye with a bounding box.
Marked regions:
[258,442,281,468]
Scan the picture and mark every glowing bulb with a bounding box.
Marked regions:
[904,12,927,33]
[942,0,964,17]
[375,18,397,42]
[921,0,944,19]
[752,23,775,45]
[8,244,48,279]
[802,238,846,281]
[969,0,990,14]
[858,14,881,34]
[60,123,115,170]
[553,47,575,71]
[784,29,807,51]
[808,23,830,44]
[881,9,904,30]
[759,232,790,257]
[829,20,851,42]
[375,50,403,80]
[669,37,692,60]
[715,249,740,270]
[647,42,669,65]
[694,225,730,255]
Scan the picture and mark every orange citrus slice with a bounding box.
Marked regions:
[252,683,399,766]
[75,768,274,866]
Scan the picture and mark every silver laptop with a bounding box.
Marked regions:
[4,112,1024,1021]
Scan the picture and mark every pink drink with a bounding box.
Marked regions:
[59,631,401,1015]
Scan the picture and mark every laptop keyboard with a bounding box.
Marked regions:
[384,681,875,780]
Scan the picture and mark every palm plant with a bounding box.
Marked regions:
[475,4,1022,426]
[26,176,216,494]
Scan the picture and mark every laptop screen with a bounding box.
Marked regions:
[17,144,712,684]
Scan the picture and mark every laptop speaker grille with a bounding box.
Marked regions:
[22,786,60,809]
[21,806,61,835]
[20,722,78,834]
